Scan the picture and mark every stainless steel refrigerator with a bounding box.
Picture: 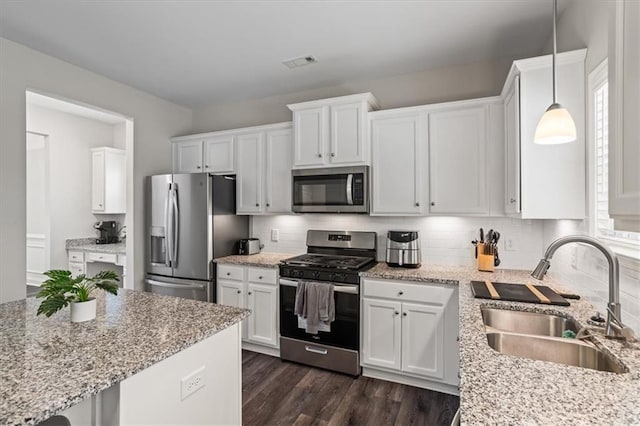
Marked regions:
[145,173,249,302]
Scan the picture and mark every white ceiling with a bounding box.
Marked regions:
[1,1,559,108]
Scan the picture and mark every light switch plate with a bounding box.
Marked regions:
[271,229,279,242]
[181,366,205,400]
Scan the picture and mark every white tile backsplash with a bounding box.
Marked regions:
[251,215,545,270]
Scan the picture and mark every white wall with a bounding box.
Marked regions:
[252,215,544,270]
[191,58,512,133]
[0,37,192,302]
[539,1,640,332]
[27,103,120,269]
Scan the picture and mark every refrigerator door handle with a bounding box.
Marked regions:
[171,183,179,265]
[145,279,206,291]
[165,183,173,267]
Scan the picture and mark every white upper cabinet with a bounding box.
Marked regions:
[203,136,235,173]
[609,1,640,232]
[370,112,426,215]
[172,135,235,174]
[91,147,126,214]
[264,127,293,213]
[501,49,587,219]
[173,140,204,173]
[288,93,379,169]
[235,123,293,216]
[504,75,521,215]
[428,105,489,215]
[236,132,264,214]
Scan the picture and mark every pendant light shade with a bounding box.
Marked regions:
[534,0,577,145]
[534,103,577,144]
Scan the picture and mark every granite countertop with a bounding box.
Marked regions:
[362,263,640,424]
[214,252,294,269]
[66,238,126,255]
[0,290,249,426]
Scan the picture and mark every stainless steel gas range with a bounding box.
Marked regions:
[279,230,377,376]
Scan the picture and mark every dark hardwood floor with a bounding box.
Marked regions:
[242,351,459,426]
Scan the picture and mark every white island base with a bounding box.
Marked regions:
[59,323,241,426]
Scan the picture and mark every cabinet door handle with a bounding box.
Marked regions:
[403,312,408,317]
[317,153,322,158]
[431,202,435,206]
[248,291,252,295]
[331,153,335,157]
[266,203,270,207]
[236,290,241,294]
[394,311,400,316]
[205,164,210,168]
[255,203,259,207]
[196,165,201,169]
[415,202,420,207]
[510,198,516,204]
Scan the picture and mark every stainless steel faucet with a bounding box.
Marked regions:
[531,235,634,340]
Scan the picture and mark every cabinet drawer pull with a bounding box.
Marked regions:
[266,203,270,207]
[431,202,435,206]
[259,276,263,279]
[398,291,404,296]
[226,272,231,276]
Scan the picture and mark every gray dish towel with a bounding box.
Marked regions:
[293,281,335,334]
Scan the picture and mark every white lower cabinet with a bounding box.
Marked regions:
[217,265,279,350]
[361,278,459,395]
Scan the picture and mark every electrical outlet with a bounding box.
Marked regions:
[181,366,205,400]
[505,238,517,251]
[271,229,279,242]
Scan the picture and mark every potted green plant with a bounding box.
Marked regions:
[36,269,119,322]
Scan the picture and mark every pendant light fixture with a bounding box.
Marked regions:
[534,0,577,145]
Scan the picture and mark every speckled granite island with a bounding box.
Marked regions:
[362,263,640,424]
[0,289,249,426]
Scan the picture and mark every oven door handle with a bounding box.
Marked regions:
[279,278,359,295]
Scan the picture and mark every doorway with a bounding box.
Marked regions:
[25,91,135,292]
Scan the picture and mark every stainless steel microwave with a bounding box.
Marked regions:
[292,166,369,213]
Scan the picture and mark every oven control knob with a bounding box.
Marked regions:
[312,271,321,280]
[333,273,345,282]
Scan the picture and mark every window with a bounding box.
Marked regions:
[589,59,640,254]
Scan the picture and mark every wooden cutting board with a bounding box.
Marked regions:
[470,280,570,306]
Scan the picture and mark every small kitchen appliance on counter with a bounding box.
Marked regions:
[385,231,421,268]
[238,238,262,255]
[94,221,119,244]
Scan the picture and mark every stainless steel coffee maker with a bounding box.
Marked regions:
[385,231,421,268]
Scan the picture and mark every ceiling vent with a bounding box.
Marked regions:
[282,55,318,69]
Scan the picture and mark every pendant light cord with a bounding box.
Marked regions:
[552,0,557,104]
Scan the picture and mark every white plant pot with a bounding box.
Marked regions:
[70,298,97,323]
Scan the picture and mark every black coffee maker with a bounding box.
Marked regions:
[94,221,119,244]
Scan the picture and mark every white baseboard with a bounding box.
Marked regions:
[362,367,459,396]
[242,341,280,357]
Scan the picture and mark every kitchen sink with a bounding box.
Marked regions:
[486,332,626,373]
[481,308,580,337]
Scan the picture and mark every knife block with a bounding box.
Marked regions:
[477,243,495,272]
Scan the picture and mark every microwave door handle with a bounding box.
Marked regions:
[346,174,354,205]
